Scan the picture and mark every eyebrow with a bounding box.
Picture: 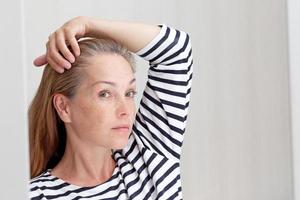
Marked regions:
[91,78,136,87]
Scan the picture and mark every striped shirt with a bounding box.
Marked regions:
[29,24,193,200]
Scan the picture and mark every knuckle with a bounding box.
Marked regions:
[54,30,60,37]
[65,31,73,39]
[60,47,67,54]
[48,33,53,40]
[61,26,69,33]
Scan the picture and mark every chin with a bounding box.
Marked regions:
[109,128,131,149]
[111,138,129,150]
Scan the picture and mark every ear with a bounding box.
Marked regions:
[53,94,72,123]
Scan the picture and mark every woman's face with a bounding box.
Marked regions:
[67,53,136,149]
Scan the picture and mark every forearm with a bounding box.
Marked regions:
[85,17,161,53]
[33,16,162,72]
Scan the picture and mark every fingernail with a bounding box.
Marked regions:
[66,62,71,69]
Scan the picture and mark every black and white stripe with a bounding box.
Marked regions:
[29,24,193,200]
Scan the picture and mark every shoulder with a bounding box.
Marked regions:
[29,170,51,185]
[28,170,53,198]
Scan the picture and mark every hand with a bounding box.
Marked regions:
[33,16,90,73]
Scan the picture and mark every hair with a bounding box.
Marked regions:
[28,38,135,179]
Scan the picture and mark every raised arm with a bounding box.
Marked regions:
[127,24,193,162]
[34,16,160,73]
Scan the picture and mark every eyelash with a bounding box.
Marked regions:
[98,90,111,98]
[126,90,137,98]
[98,90,137,98]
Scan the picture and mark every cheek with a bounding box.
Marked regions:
[71,99,106,130]
[83,102,109,125]
[71,98,136,131]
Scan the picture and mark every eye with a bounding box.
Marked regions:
[98,90,111,98]
[126,90,137,98]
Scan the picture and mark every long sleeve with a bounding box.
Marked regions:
[28,24,193,200]
[132,24,193,162]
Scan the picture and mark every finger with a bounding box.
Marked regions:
[47,56,65,74]
[33,54,47,66]
[48,33,71,69]
[46,41,65,73]
[55,31,75,63]
[66,32,80,57]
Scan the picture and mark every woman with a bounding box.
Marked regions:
[29,16,193,199]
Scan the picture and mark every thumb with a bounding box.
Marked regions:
[33,54,47,66]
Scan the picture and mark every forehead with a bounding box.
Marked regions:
[83,54,135,86]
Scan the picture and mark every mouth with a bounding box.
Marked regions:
[111,125,130,133]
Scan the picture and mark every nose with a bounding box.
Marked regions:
[116,98,129,118]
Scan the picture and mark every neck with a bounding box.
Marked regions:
[51,130,116,187]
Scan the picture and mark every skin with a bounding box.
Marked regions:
[34,16,160,186]
[34,16,160,72]
[52,54,137,186]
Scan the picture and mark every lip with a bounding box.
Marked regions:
[111,125,130,133]
[112,125,130,129]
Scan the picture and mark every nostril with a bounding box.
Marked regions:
[117,105,128,117]
[119,112,127,116]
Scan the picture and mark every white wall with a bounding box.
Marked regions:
[287,0,300,199]
[0,0,294,199]
[0,0,29,199]
[179,0,293,199]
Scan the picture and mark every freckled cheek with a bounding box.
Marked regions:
[87,104,108,124]
[74,100,136,131]
[74,103,106,129]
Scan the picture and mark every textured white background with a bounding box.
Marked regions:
[0,0,297,199]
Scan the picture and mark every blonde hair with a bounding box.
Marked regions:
[28,38,135,178]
